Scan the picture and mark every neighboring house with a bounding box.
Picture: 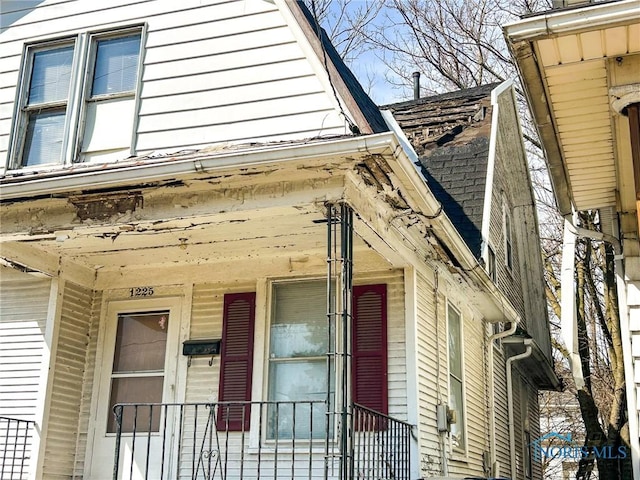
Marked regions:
[505,1,640,479]
[384,83,560,479]
[0,1,557,479]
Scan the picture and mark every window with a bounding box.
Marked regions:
[20,43,75,167]
[11,28,142,169]
[217,282,387,439]
[487,246,496,282]
[81,33,141,162]
[107,311,168,433]
[448,303,465,450]
[267,281,333,440]
[504,202,513,270]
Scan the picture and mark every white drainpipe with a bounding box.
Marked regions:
[561,215,639,477]
[562,216,623,390]
[506,338,533,479]
[488,320,518,477]
[561,216,584,389]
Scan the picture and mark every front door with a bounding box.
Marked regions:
[88,297,182,480]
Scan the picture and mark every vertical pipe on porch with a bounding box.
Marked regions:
[325,204,336,480]
[325,203,354,480]
[341,203,353,480]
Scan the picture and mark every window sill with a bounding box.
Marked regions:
[449,450,469,463]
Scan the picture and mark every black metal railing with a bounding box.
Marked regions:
[112,401,412,480]
[351,404,412,480]
[0,417,34,480]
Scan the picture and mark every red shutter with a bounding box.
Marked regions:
[352,284,387,416]
[217,292,255,431]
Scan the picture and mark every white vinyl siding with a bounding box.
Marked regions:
[0,267,51,421]
[0,266,51,477]
[42,281,94,479]
[74,289,102,478]
[178,271,406,477]
[415,270,447,475]
[1,0,351,166]
[415,270,489,477]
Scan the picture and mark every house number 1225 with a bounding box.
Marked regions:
[129,286,154,297]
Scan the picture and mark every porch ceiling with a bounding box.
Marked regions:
[14,204,386,275]
[532,22,640,211]
[506,2,640,217]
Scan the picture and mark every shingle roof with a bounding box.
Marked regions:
[383,83,500,259]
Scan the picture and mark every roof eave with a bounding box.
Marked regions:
[504,0,640,42]
[507,39,573,216]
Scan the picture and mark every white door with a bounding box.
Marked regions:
[88,297,182,480]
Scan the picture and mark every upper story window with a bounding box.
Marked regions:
[503,200,513,271]
[487,246,496,282]
[447,303,466,451]
[22,43,74,167]
[10,27,142,170]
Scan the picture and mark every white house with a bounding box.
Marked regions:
[0,1,557,479]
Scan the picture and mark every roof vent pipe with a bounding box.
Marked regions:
[412,72,420,100]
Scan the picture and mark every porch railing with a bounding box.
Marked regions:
[351,404,412,480]
[0,417,34,480]
[112,401,412,480]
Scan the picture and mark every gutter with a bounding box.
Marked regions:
[0,134,397,200]
[504,0,640,41]
[562,216,623,390]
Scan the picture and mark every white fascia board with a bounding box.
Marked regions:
[0,134,397,200]
[504,0,640,41]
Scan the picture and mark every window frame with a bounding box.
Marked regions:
[520,376,533,479]
[76,27,144,163]
[256,278,389,444]
[7,25,145,171]
[503,198,514,271]
[487,245,497,282]
[446,302,467,454]
[9,38,79,171]
[264,279,335,443]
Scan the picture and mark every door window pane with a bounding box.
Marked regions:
[107,377,163,433]
[108,312,168,434]
[92,35,141,96]
[23,110,66,166]
[28,46,73,104]
[113,313,168,372]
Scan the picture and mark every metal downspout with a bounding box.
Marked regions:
[561,216,584,389]
[506,339,533,479]
[488,320,519,477]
